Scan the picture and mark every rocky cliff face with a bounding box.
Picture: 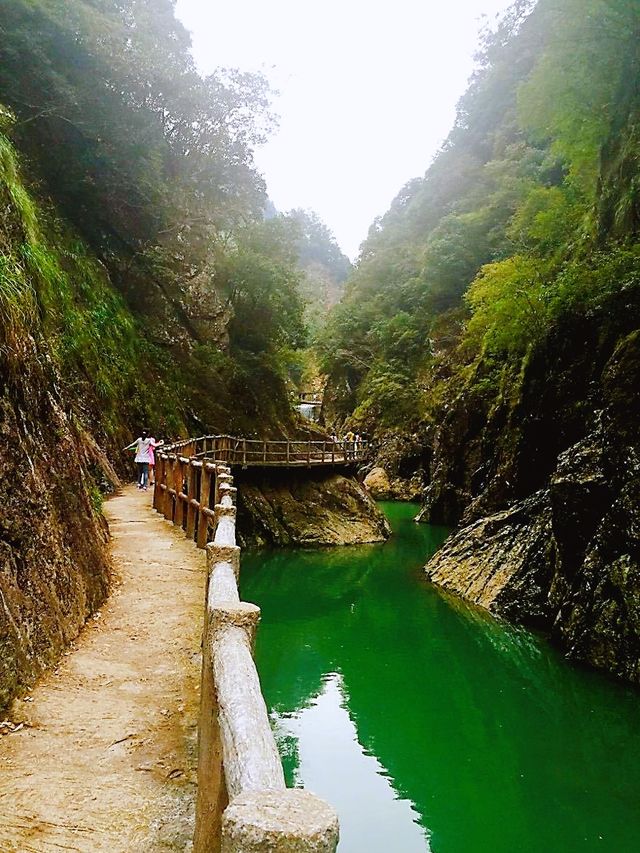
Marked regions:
[235,469,391,549]
[423,287,640,683]
[360,429,431,501]
[0,126,120,711]
[0,339,114,710]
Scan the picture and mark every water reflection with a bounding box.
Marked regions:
[272,672,430,853]
[242,504,640,853]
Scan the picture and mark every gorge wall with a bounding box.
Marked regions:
[423,287,640,682]
[0,123,121,710]
[0,348,115,710]
[317,1,640,684]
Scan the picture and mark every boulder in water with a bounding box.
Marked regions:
[363,467,393,499]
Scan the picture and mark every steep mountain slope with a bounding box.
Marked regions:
[0,125,116,708]
[321,0,640,682]
[0,0,308,708]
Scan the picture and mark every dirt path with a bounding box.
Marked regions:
[0,485,206,852]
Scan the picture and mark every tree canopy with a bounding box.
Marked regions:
[0,0,308,435]
[319,0,640,431]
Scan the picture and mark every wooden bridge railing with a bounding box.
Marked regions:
[153,434,367,550]
[297,390,323,403]
[153,444,339,852]
[162,434,367,467]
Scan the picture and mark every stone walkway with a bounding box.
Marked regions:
[0,485,206,852]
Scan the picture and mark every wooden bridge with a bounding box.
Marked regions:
[154,434,367,551]
[164,433,367,467]
[297,390,323,406]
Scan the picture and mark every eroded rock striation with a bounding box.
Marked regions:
[424,292,640,683]
[0,341,114,710]
[235,469,391,548]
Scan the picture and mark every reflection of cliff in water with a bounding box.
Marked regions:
[241,503,640,853]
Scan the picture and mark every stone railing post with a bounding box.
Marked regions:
[222,790,339,853]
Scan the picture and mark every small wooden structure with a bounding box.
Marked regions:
[153,434,367,550]
[298,390,323,404]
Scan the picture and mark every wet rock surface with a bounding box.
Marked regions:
[424,292,640,683]
[235,469,391,548]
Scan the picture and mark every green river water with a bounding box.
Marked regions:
[240,502,640,853]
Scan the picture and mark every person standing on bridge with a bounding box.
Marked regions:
[344,429,355,460]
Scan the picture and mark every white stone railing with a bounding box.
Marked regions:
[160,461,340,853]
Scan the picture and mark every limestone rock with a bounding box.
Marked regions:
[425,491,556,627]
[363,467,392,499]
[425,418,640,682]
[422,292,640,684]
[235,470,391,548]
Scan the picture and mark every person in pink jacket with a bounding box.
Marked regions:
[123,430,163,491]
[148,436,164,485]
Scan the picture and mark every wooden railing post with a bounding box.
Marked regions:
[173,458,183,528]
[186,460,197,541]
[263,440,267,463]
[164,456,175,522]
[197,465,212,549]
[153,454,164,513]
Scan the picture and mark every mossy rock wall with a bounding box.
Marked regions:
[424,295,640,683]
[0,342,112,709]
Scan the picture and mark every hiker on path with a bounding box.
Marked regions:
[148,436,164,485]
[343,430,355,460]
[123,431,163,491]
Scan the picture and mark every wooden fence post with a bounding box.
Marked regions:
[186,460,197,541]
[173,458,183,528]
[197,466,212,549]
[153,455,164,513]
[164,457,175,522]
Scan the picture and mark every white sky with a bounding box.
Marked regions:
[175,0,514,259]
